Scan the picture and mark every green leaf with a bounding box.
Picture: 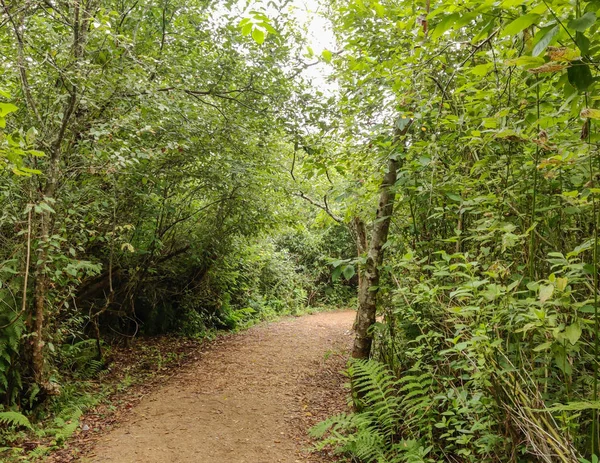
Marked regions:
[567,61,593,91]
[19,167,42,175]
[322,50,332,63]
[0,411,32,429]
[331,266,342,281]
[470,63,492,76]
[581,108,600,119]
[575,32,590,54]
[532,25,558,56]
[251,28,265,44]
[533,341,553,352]
[395,115,411,131]
[27,149,45,157]
[38,202,56,214]
[499,14,539,38]
[373,2,385,17]
[539,284,554,303]
[431,13,459,40]
[564,323,582,345]
[504,56,545,69]
[0,102,18,117]
[568,12,596,32]
[342,265,355,280]
[241,23,252,36]
[0,89,10,98]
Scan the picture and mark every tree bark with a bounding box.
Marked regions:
[27,0,85,391]
[352,156,399,359]
[351,216,368,329]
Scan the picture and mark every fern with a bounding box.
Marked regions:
[0,411,32,429]
[311,360,442,462]
[311,360,409,462]
[350,359,401,440]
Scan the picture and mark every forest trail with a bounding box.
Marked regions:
[85,310,355,463]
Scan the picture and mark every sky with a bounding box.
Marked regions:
[238,0,337,92]
[289,0,337,92]
[289,0,335,55]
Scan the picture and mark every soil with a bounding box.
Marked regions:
[73,310,355,463]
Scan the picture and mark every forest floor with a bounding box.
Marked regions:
[49,310,354,463]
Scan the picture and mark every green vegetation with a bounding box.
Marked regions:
[309,0,600,461]
[0,0,353,456]
[2,0,600,461]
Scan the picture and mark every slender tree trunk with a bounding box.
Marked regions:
[27,0,84,390]
[352,156,399,359]
[351,216,368,329]
[31,223,48,386]
[352,216,368,260]
[31,158,60,389]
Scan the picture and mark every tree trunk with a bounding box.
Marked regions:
[30,159,59,391]
[351,216,368,329]
[25,0,84,391]
[352,216,368,259]
[352,156,399,359]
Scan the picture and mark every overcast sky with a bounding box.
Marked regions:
[235,0,337,92]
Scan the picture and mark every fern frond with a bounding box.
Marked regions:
[0,411,32,429]
[350,359,401,439]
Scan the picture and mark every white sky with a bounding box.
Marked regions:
[234,0,337,93]
[289,0,335,54]
[289,0,336,92]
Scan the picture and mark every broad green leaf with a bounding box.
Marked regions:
[546,401,600,412]
[533,341,553,352]
[0,102,18,117]
[470,63,492,76]
[322,50,332,63]
[532,26,558,56]
[568,12,596,32]
[395,115,411,131]
[19,167,42,175]
[504,56,544,69]
[539,284,554,303]
[556,277,568,291]
[373,2,385,17]
[342,265,355,280]
[38,202,56,214]
[564,323,582,345]
[241,23,252,36]
[567,61,593,91]
[575,32,590,54]
[499,14,539,38]
[252,28,265,44]
[331,266,342,281]
[263,23,277,34]
[431,13,459,40]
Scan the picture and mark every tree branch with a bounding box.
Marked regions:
[294,192,343,224]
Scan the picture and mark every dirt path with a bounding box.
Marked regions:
[83,310,354,463]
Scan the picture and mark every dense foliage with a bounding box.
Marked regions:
[309,0,600,462]
[3,0,600,461]
[0,0,353,447]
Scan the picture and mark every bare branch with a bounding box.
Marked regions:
[294,192,343,224]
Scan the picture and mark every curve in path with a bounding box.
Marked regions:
[86,310,355,463]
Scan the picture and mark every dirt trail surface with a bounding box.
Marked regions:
[84,310,354,463]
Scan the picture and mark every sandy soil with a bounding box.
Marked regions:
[82,310,355,463]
